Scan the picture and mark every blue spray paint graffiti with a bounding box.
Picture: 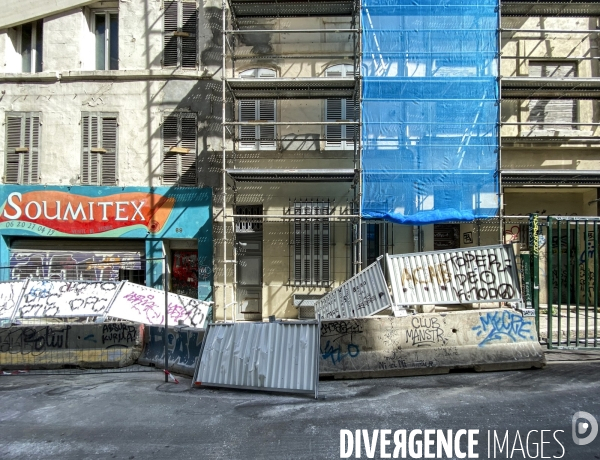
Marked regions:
[320,341,360,365]
[472,311,535,347]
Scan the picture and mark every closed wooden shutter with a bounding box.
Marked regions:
[258,100,275,149]
[181,1,197,69]
[101,117,118,185]
[325,99,343,148]
[162,112,197,185]
[163,1,178,67]
[163,0,197,69]
[239,100,257,150]
[5,113,41,184]
[294,201,330,285]
[82,114,117,185]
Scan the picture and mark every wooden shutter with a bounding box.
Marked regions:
[258,100,276,149]
[163,0,197,69]
[181,1,197,69]
[5,116,22,184]
[101,117,118,185]
[344,98,356,147]
[239,100,258,149]
[325,99,343,148]
[179,113,197,186]
[163,1,179,67]
[5,114,40,184]
[82,114,117,185]
[294,201,330,285]
[529,99,576,130]
[162,115,179,184]
[162,113,197,185]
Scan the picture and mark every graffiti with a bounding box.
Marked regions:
[405,317,447,347]
[0,325,71,355]
[320,340,360,365]
[140,326,204,371]
[101,323,138,345]
[121,291,164,324]
[0,282,25,320]
[391,246,520,306]
[504,225,520,244]
[18,281,118,318]
[10,251,142,282]
[472,311,535,347]
[109,284,210,327]
[320,321,363,343]
[529,214,539,257]
[463,232,473,244]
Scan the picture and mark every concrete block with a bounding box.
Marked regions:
[319,308,545,379]
[0,322,143,370]
[137,325,204,376]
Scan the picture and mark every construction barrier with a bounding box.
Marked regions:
[0,322,144,371]
[319,308,545,379]
[137,325,204,376]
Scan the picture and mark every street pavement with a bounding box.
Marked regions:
[0,358,599,460]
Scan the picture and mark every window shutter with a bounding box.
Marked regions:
[163,1,179,67]
[81,115,101,185]
[258,100,276,149]
[344,98,356,145]
[162,115,179,184]
[162,113,197,185]
[28,115,40,184]
[101,117,118,185]
[179,113,197,186]
[5,116,23,184]
[240,100,258,149]
[326,99,343,148]
[293,201,330,285]
[181,1,197,69]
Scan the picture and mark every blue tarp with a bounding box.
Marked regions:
[361,0,499,225]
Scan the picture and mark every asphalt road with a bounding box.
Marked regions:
[0,360,599,460]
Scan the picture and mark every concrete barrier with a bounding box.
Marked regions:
[0,322,144,370]
[319,308,545,379]
[137,325,204,376]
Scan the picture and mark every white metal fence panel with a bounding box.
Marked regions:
[193,321,319,396]
[387,244,521,306]
[17,280,122,318]
[0,280,27,323]
[107,282,210,327]
[314,260,392,319]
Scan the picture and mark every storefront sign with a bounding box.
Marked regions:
[0,186,211,239]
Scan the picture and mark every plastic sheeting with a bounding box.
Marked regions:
[361,0,499,224]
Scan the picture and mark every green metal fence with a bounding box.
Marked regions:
[544,216,600,349]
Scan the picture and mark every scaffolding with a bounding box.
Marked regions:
[220,0,363,319]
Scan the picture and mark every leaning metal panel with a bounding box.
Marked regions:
[314,259,392,319]
[386,244,522,306]
[193,321,319,396]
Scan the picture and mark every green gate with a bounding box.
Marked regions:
[542,216,600,349]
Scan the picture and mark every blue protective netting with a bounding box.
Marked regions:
[361,0,499,225]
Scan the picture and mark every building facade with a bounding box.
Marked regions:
[1,0,598,320]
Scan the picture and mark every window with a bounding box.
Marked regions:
[162,112,197,186]
[4,113,41,184]
[325,64,356,149]
[163,0,197,69]
[93,11,118,70]
[238,68,276,150]
[528,62,577,131]
[19,20,43,73]
[293,200,330,285]
[81,113,118,185]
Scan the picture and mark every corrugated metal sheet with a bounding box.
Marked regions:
[193,321,319,396]
[387,244,522,306]
[314,260,392,319]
